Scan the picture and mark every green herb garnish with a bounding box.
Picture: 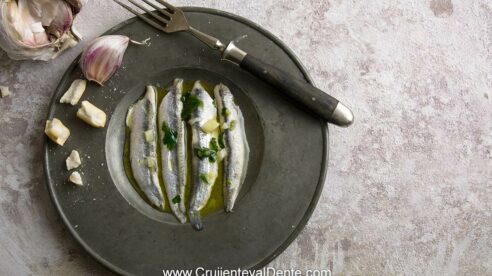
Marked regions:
[195,147,217,162]
[195,138,221,162]
[222,107,231,118]
[181,93,203,120]
[229,120,237,131]
[218,132,226,149]
[210,137,220,152]
[172,195,181,204]
[162,122,177,150]
[200,173,210,184]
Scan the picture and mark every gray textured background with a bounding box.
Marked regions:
[1,0,491,275]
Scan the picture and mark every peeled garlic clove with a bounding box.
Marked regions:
[66,150,82,170]
[201,119,220,133]
[69,171,83,186]
[77,101,107,128]
[0,86,11,98]
[45,118,70,146]
[144,130,154,142]
[217,148,227,162]
[60,79,86,105]
[145,157,157,169]
[80,35,130,85]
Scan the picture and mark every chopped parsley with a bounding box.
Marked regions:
[162,122,177,150]
[218,132,226,149]
[172,195,181,204]
[181,93,203,120]
[210,138,220,152]
[194,138,222,162]
[222,107,231,118]
[200,173,210,184]
[229,120,237,131]
[195,147,217,162]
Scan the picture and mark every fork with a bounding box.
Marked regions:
[113,0,354,127]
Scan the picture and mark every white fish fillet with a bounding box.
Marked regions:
[188,81,219,230]
[158,79,187,223]
[126,86,165,209]
[214,84,249,212]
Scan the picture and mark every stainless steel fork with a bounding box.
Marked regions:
[113,0,354,127]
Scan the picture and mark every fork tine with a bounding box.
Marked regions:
[154,0,176,12]
[113,0,167,32]
[140,0,172,18]
[127,0,169,25]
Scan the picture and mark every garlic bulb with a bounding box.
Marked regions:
[79,35,130,86]
[0,0,85,61]
[65,0,87,14]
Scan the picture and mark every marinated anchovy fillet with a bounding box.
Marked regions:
[158,79,187,223]
[214,84,249,212]
[188,81,219,230]
[126,86,165,209]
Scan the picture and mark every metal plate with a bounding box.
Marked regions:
[44,7,328,275]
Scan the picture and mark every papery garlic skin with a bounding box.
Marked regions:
[80,35,130,86]
[0,0,85,61]
[65,0,87,14]
[46,1,74,38]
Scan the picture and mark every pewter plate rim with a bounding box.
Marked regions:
[43,7,329,275]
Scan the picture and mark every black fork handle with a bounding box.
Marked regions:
[222,42,354,127]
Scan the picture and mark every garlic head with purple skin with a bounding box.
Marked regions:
[0,0,86,61]
[80,35,131,86]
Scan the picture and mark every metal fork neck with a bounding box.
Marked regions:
[188,27,226,51]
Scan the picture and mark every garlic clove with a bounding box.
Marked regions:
[0,86,11,98]
[145,130,154,142]
[77,101,107,128]
[45,118,70,146]
[66,150,82,170]
[80,35,130,85]
[201,118,220,133]
[69,171,83,186]
[60,79,86,105]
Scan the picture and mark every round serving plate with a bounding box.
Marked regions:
[44,7,328,275]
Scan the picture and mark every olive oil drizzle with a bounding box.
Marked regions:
[123,81,224,217]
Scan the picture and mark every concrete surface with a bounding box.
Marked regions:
[1,0,491,275]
